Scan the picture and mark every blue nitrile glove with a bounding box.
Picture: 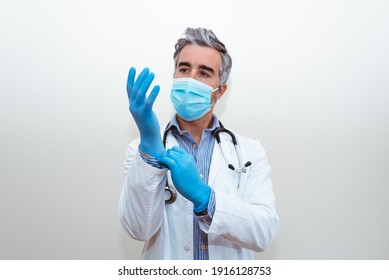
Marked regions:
[126,67,165,158]
[158,146,211,213]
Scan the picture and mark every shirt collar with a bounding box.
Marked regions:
[166,114,220,134]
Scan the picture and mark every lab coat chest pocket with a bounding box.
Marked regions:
[213,168,240,195]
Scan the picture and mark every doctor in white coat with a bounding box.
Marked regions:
[119,27,279,260]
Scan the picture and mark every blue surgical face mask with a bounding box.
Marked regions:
[170,78,218,121]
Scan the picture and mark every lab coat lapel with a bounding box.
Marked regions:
[208,132,235,186]
[164,129,179,149]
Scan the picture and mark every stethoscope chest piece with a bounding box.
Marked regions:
[165,186,177,204]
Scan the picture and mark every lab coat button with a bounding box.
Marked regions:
[184,245,190,251]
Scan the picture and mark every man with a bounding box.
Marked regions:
[118,27,278,260]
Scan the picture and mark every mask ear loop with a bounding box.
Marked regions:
[210,85,221,108]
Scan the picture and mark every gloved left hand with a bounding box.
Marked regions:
[158,146,211,213]
[126,67,165,158]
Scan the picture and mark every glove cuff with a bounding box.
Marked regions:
[139,142,165,158]
[193,186,211,213]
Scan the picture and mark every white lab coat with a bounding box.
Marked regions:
[118,128,279,259]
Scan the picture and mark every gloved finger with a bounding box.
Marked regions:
[167,147,183,156]
[132,67,150,98]
[145,85,160,108]
[170,146,189,154]
[126,67,136,102]
[137,72,155,101]
[166,147,191,162]
[158,155,178,170]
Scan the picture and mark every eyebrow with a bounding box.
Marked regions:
[178,61,215,74]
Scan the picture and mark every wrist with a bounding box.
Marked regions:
[195,208,208,216]
[139,141,165,158]
[193,185,211,213]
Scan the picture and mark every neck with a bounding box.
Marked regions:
[176,111,214,144]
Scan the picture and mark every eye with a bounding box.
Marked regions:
[200,71,210,77]
[178,67,189,73]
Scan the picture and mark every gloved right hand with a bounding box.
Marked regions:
[126,67,165,158]
[158,146,211,213]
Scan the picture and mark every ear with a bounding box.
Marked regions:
[215,83,228,100]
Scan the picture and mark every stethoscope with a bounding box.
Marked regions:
[163,121,251,204]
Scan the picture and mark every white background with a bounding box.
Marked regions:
[0,0,388,259]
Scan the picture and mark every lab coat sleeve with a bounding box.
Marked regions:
[118,139,167,241]
[206,140,279,252]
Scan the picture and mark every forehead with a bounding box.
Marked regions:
[177,45,222,69]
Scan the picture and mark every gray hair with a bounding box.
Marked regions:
[173,27,232,85]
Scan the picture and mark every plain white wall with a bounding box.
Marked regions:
[1,0,388,259]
